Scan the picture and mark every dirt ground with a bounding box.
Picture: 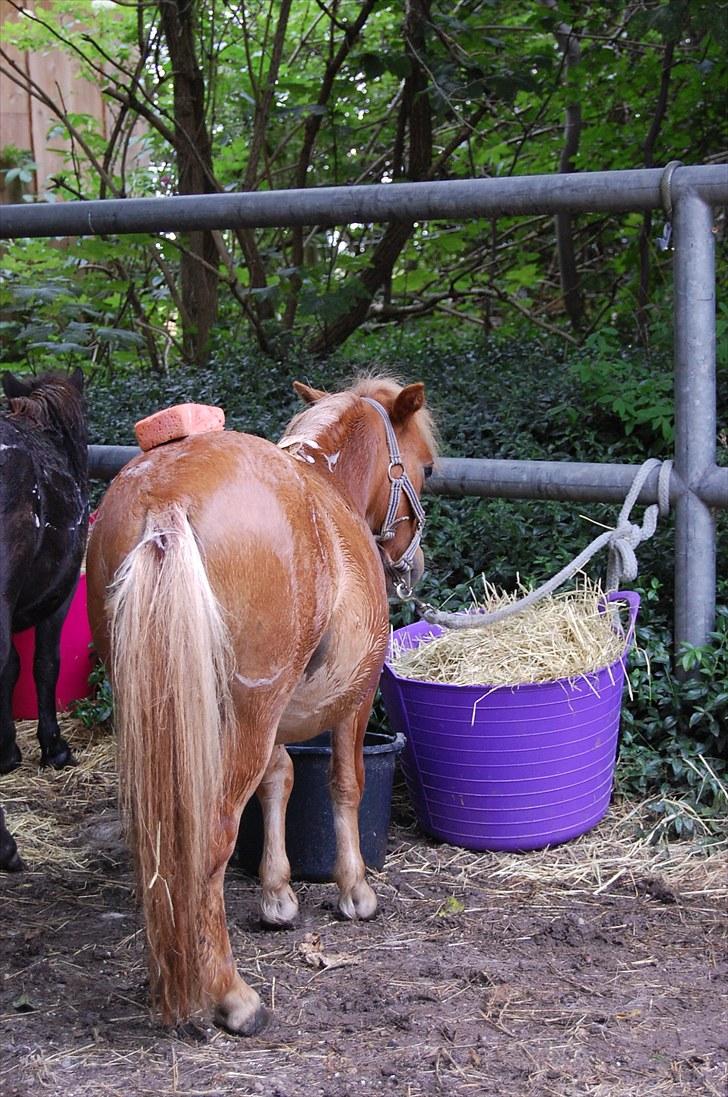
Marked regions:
[1,719,726,1097]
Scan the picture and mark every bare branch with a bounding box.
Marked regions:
[636,38,677,345]
[244,0,293,189]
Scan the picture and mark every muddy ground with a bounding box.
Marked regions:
[0,720,726,1097]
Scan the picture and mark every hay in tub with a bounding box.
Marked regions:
[389,580,629,688]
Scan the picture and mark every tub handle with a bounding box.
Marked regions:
[607,590,641,651]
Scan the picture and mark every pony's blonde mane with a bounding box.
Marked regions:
[280,391,359,451]
[280,373,438,458]
[350,373,438,458]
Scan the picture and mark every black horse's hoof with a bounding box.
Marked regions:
[0,847,25,873]
[0,744,22,775]
[0,827,25,872]
[42,739,77,770]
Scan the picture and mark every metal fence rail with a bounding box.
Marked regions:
[88,447,728,508]
[3,165,727,650]
[1,166,726,236]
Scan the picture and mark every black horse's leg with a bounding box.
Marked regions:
[0,613,22,774]
[33,590,77,769]
[0,804,24,872]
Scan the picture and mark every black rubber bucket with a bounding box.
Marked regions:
[236,729,405,882]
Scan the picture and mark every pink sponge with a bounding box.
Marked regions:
[134,403,225,451]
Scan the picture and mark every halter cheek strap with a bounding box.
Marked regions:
[361,397,427,595]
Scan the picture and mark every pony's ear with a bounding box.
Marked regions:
[69,366,85,393]
[2,371,31,400]
[391,382,425,424]
[293,381,326,404]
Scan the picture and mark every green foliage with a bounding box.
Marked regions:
[617,603,728,834]
[0,234,172,374]
[563,302,728,449]
[568,329,675,446]
[71,659,113,729]
[1,1,725,361]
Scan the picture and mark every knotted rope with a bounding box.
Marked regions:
[414,458,673,630]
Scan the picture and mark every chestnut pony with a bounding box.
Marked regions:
[86,376,435,1035]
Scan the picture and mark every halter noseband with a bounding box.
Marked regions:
[361,397,427,597]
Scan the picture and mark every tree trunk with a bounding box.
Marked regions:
[159,0,218,366]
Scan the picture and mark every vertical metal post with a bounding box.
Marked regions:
[673,191,716,650]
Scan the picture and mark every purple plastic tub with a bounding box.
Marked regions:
[380,591,639,852]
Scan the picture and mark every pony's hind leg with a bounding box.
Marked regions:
[330,692,378,921]
[255,744,299,927]
[0,613,22,774]
[33,591,77,769]
[205,811,270,1036]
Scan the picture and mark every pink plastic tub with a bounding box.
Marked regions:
[380,591,639,852]
[11,574,94,719]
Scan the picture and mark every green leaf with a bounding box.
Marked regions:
[437,896,465,917]
[95,327,145,348]
[12,993,38,1013]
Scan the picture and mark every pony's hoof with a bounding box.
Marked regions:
[214,994,270,1037]
[338,879,378,921]
[260,886,299,929]
[0,744,22,775]
[42,740,77,770]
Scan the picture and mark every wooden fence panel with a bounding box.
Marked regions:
[0,0,146,202]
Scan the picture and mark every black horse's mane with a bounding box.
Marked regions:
[5,371,84,429]
[4,372,88,484]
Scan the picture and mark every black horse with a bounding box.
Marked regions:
[0,369,89,870]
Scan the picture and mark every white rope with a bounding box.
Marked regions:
[416,458,673,630]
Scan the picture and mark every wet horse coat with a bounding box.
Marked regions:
[86,377,435,1034]
[0,369,88,871]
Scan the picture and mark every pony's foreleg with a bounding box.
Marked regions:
[33,589,76,769]
[205,810,270,1036]
[330,689,378,921]
[255,744,299,927]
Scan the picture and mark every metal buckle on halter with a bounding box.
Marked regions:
[395,575,414,600]
[388,461,405,482]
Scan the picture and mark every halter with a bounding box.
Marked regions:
[361,397,427,597]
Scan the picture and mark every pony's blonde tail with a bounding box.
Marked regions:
[107,505,234,1024]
